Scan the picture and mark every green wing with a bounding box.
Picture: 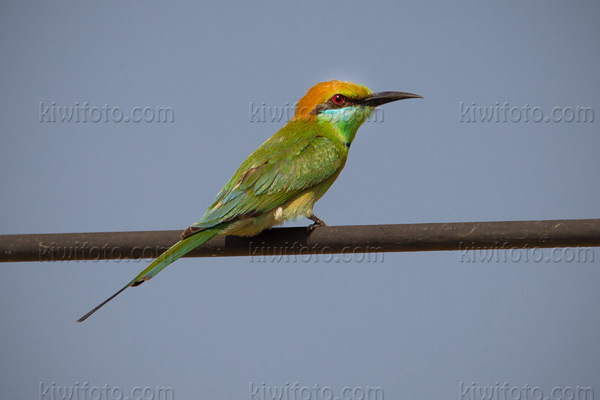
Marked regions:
[191,120,346,230]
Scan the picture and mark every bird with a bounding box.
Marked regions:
[77,80,421,322]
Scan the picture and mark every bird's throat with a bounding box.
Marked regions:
[316,106,372,147]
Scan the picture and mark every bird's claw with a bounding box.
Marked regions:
[307,215,326,233]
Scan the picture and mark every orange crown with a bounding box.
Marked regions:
[293,80,372,119]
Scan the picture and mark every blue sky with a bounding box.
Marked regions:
[1,1,599,400]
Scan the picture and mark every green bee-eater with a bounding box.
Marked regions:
[78,80,421,322]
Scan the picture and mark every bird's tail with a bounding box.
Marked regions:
[77,228,221,322]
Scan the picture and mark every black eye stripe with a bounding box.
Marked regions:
[309,95,358,115]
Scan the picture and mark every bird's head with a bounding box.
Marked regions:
[292,80,421,144]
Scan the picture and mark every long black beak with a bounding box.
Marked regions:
[358,91,422,107]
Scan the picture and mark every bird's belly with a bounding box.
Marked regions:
[223,190,318,237]
[280,190,317,221]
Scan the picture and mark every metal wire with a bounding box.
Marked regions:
[1,219,598,262]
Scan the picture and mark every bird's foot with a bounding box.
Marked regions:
[307,215,327,233]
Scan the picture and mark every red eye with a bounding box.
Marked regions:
[332,94,345,105]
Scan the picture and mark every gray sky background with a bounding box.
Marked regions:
[1,1,599,400]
